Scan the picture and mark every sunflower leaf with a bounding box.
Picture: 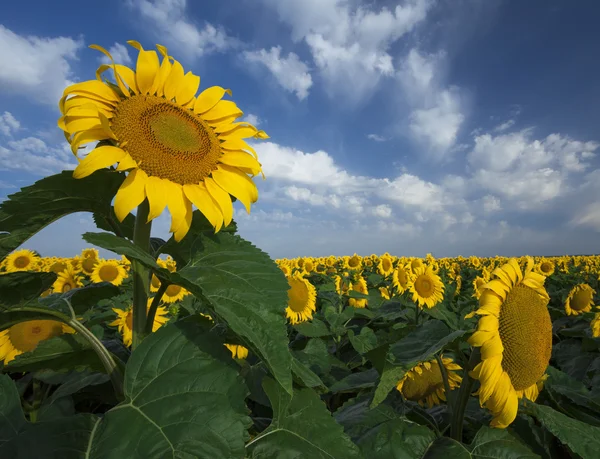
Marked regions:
[82,232,159,268]
[0,272,56,308]
[0,375,27,449]
[246,377,361,458]
[0,170,126,260]
[469,426,540,458]
[39,282,121,316]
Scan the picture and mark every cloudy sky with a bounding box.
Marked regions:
[1,0,600,259]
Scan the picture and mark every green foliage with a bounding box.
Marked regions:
[0,272,56,307]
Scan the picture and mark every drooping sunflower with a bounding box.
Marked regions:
[472,276,487,300]
[0,320,75,364]
[377,254,394,277]
[392,264,411,294]
[4,249,40,273]
[59,42,267,241]
[91,259,128,286]
[468,258,551,428]
[409,266,444,309]
[53,266,84,294]
[286,273,317,324]
[396,356,462,408]
[225,344,249,360]
[536,259,555,277]
[349,275,369,308]
[109,300,169,347]
[564,284,595,316]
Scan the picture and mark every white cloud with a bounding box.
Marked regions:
[494,119,515,132]
[241,114,261,126]
[127,0,233,59]
[0,25,83,105]
[99,42,132,65]
[482,195,501,213]
[571,202,600,232]
[0,135,77,175]
[0,112,20,136]
[243,47,312,100]
[373,204,392,218]
[261,0,431,101]
[367,134,387,142]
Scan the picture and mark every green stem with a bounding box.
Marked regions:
[145,280,169,335]
[450,348,479,441]
[436,353,453,424]
[415,304,421,325]
[132,200,152,350]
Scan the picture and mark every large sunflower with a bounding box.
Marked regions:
[59,41,267,241]
[468,258,552,428]
[286,273,317,324]
[4,249,40,273]
[0,320,74,364]
[109,299,169,347]
[564,283,595,316]
[396,356,462,408]
[91,259,128,286]
[409,266,444,309]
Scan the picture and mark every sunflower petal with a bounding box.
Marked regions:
[183,183,223,232]
[219,151,262,175]
[145,176,168,222]
[70,129,111,155]
[211,165,258,212]
[115,153,138,171]
[164,60,184,101]
[205,177,233,226]
[73,146,127,179]
[194,86,232,114]
[173,196,193,242]
[202,100,243,121]
[132,44,159,95]
[175,71,200,106]
[114,169,148,222]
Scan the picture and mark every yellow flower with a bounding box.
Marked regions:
[161,284,189,303]
[4,249,40,272]
[81,248,99,260]
[409,258,424,274]
[109,300,169,347]
[225,344,249,359]
[52,265,84,294]
[379,286,391,300]
[80,256,98,276]
[591,313,600,338]
[392,264,411,294]
[468,258,551,428]
[286,273,317,324]
[564,284,595,316]
[472,276,487,300]
[409,266,444,309]
[536,259,555,276]
[349,275,369,308]
[60,41,267,241]
[345,254,362,271]
[0,320,75,364]
[377,254,394,277]
[334,275,351,295]
[47,258,68,274]
[396,357,462,408]
[91,259,128,286]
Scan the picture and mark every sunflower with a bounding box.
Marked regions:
[379,286,391,300]
[286,273,317,324]
[80,256,98,276]
[409,266,444,309]
[591,313,600,338]
[279,264,291,277]
[0,320,74,364]
[53,266,84,294]
[349,275,369,308]
[536,259,555,277]
[81,248,99,260]
[225,344,249,360]
[377,254,394,277]
[392,264,411,294]
[59,42,267,242]
[91,259,128,286]
[161,284,189,303]
[334,275,351,295]
[47,258,68,274]
[409,258,423,274]
[345,254,362,271]
[396,356,462,408]
[109,300,169,347]
[472,276,487,300]
[564,284,595,316]
[303,258,315,274]
[468,258,551,428]
[3,249,40,273]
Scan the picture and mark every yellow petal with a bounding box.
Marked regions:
[202,100,243,121]
[73,146,127,179]
[194,86,232,114]
[164,60,184,101]
[134,45,160,95]
[484,280,510,299]
[220,138,258,159]
[175,71,200,106]
[114,64,139,94]
[145,176,168,222]
[219,151,262,175]
[211,165,258,212]
[62,95,114,115]
[204,177,233,226]
[173,197,193,242]
[164,181,187,233]
[64,116,103,135]
[90,44,131,97]
[477,315,499,332]
[183,183,223,232]
[468,330,495,347]
[115,153,138,172]
[61,81,120,105]
[114,169,148,222]
[153,53,172,97]
[219,125,260,141]
[480,334,504,359]
[70,129,111,155]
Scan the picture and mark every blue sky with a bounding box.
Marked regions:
[1,0,600,259]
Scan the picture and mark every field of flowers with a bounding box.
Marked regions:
[1,39,600,458]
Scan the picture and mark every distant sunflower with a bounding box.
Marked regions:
[80,256,98,276]
[0,320,74,364]
[591,313,600,338]
[68,257,83,274]
[303,259,315,274]
[392,264,411,294]
[286,273,317,324]
[377,254,394,277]
[47,258,68,275]
[409,266,444,309]
[396,357,462,408]
[161,284,189,303]
[53,266,84,294]
[536,259,555,277]
[565,284,595,316]
[81,248,99,260]
[409,258,424,274]
[472,276,487,300]
[4,249,40,273]
[91,259,128,286]
[468,258,551,428]
[345,254,362,271]
[379,286,391,300]
[109,300,169,347]
[60,42,267,241]
[334,275,351,295]
[349,275,369,308]
[225,344,249,360]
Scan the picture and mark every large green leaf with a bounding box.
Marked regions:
[526,402,600,459]
[86,228,294,394]
[293,318,331,337]
[0,375,26,448]
[0,272,56,307]
[372,320,468,407]
[0,169,126,259]
[469,427,539,458]
[422,437,471,458]
[246,378,361,458]
[2,319,252,458]
[330,368,379,393]
[39,282,121,316]
[544,365,600,413]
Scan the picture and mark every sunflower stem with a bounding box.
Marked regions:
[450,348,479,441]
[132,200,152,350]
[414,304,421,325]
[145,280,169,335]
[436,353,454,423]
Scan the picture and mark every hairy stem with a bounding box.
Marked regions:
[132,200,152,350]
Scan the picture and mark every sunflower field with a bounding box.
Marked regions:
[2,41,600,459]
